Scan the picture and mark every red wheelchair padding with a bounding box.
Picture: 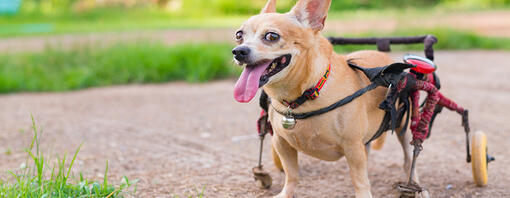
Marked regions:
[404,54,437,74]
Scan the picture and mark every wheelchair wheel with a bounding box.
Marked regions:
[471,131,489,187]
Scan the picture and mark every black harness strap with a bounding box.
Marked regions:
[270,82,394,145]
[273,83,379,119]
[365,112,391,145]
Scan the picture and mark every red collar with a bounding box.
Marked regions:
[284,63,331,109]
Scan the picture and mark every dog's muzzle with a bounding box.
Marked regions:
[232,46,251,63]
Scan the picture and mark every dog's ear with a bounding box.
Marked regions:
[290,0,332,31]
[261,0,277,14]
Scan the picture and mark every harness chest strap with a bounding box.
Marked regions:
[261,61,408,145]
[275,83,379,119]
[272,61,414,120]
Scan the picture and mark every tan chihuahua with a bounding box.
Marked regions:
[232,0,426,197]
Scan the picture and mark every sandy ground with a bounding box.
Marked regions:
[2,11,510,53]
[0,50,509,197]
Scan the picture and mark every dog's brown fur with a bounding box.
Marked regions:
[234,0,422,197]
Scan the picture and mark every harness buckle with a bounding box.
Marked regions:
[385,84,393,98]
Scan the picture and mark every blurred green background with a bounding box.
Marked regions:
[2,0,510,34]
[1,0,510,93]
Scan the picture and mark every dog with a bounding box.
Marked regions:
[232,0,425,197]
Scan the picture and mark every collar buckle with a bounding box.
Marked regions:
[304,88,319,100]
[282,63,331,109]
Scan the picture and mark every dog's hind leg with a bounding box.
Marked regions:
[371,132,387,150]
[397,131,419,183]
[272,135,298,198]
[344,141,373,198]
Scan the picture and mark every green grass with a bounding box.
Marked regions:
[0,116,136,197]
[0,42,239,93]
[0,6,251,37]
[0,12,248,38]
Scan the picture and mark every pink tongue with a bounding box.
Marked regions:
[234,62,271,103]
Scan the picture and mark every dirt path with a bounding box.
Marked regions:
[2,11,510,53]
[0,51,509,197]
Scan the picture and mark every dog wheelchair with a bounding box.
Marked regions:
[252,35,494,197]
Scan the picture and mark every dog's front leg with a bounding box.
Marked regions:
[345,141,373,198]
[272,134,298,198]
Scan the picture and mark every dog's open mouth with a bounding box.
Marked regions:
[233,54,292,103]
[259,54,292,87]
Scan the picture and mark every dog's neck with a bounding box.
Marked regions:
[263,37,334,105]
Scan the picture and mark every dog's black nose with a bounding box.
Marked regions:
[232,46,251,62]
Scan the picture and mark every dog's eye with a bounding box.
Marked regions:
[235,31,243,41]
[264,32,280,42]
